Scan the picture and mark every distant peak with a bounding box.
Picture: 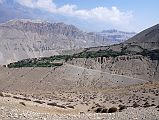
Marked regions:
[102,29,118,33]
[101,29,136,34]
[5,19,49,24]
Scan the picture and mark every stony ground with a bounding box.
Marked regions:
[0,81,159,120]
[0,64,159,120]
[0,103,159,120]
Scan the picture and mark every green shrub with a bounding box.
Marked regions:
[8,47,158,68]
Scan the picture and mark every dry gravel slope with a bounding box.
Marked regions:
[0,63,147,95]
[67,56,159,81]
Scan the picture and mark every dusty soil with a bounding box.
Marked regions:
[0,82,159,120]
[0,64,159,119]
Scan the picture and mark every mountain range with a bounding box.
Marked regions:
[98,29,135,43]
[0,19,135,65]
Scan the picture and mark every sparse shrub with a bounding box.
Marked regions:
[0,92,4,97]
[95,107,103,113]
[155,105,159,108]
[143,102,150,108]
[47,102,57,106]
[151,104,156,107]
[143,99,147,102]
[21,98,31,101]
[95,103,101,107]
[13,96,32,101]
[111,101,116,104]
[4,94,11,97]
[56,104,66,109]
[101,108,108,113]
[119,100,122,103]
[19,102,26,106]
[33,100,45,104]
[108,107,118,113]
[118,105,127,111]
[2,65,6,67]
[132,102,140,108]
[67,105,74,109]
[13,96,21,99]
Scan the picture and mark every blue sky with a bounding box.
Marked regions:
[56,0,159,32]
[0,0,159,32]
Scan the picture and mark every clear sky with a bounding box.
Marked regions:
[0,0,159,32]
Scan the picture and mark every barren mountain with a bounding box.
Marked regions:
[125,24,159,50]
[0,19,135,65]
[0,19,108,65]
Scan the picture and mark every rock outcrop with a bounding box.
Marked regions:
[67,55,159,81]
